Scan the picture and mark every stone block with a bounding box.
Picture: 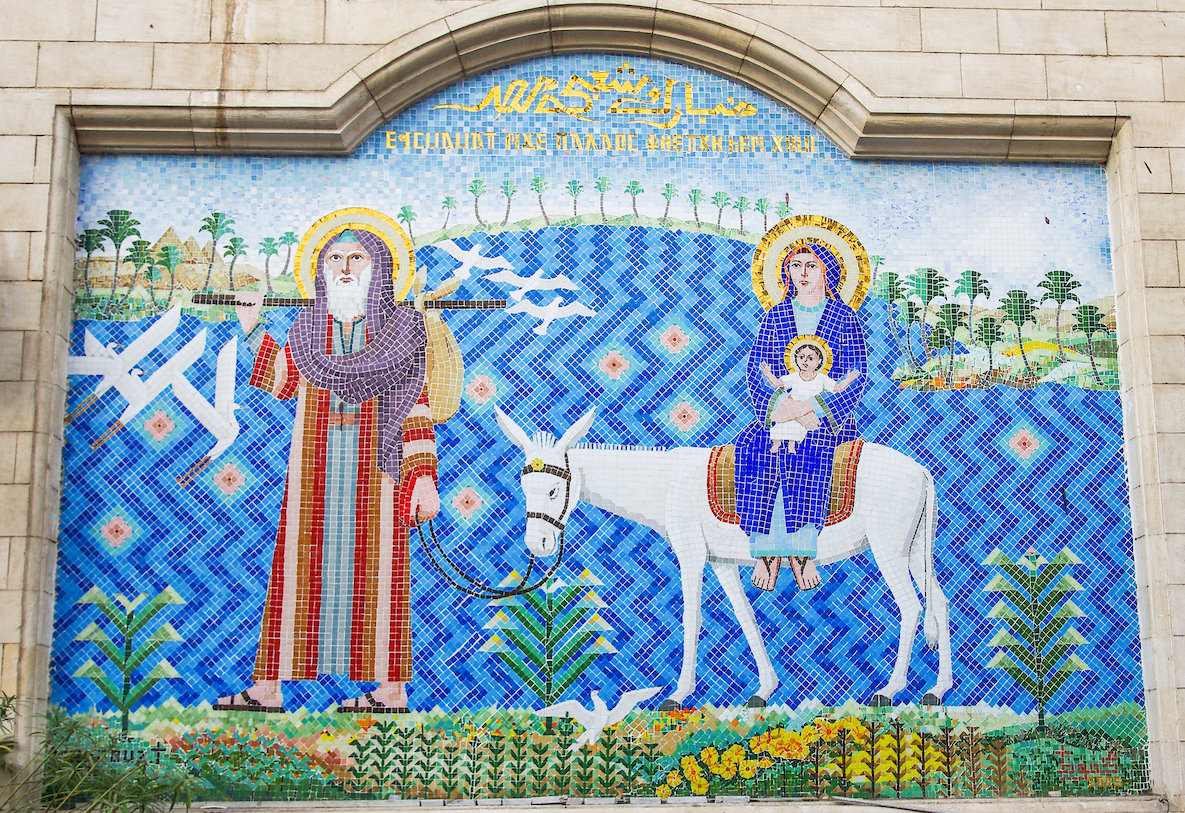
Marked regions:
[0,233,30,282]
[1106,11,1185,56]
[0,333,22,382]
[0,487,26,539]
[325,0,477,45]
[0,382,33,433]
[1140,193,1185,241]
[1137,148,1174,194]
[0,42,37,88]
[1159,431,1185,479]
[37,42,154,89]
[882,0,1038,7]
[267,44,375,91]
[96,0,211,43]
[153,44,268,90]
[1170,585,1185,635]
[728,5,921,52]
[1144,238,1180,285]
[997,10,1106,55]
[0,0,96,40]
[1155,386,1185,433]
[212,0,324,44]
[0,185,48,233]
[0,91,65,135]
[961,54,1046,100]
[0,644,16,695]
[920,8,998,54]
[828,53,961,99]
[1047,55,1164,102]
[1123,102,1185,147]
[0,137,35,185]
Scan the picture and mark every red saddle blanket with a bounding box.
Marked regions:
[707,439,864,527]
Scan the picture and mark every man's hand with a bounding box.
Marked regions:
[769,397,813,424]
[234,291,265,334]
[408,477,440,525]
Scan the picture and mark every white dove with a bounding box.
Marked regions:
[536,687,661,752]
[506,296,597,336]
[484,267,579,301]
[172,337,241,486]
[435,240,514,281]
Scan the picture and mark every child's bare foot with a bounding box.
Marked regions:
[786,440,796,453]
[787,557,822,591]
[771,439,782,452]
[751,557,781,591]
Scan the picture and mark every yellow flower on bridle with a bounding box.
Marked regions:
[530,458,545,471]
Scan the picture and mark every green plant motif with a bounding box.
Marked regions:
[906,267,948,364]
[97,209,141,307]
[155,244,184,309]
[120,239,153,306]
[985,546,1091,729]
[732,195,750,234]
[661,183,679,226]
[500,180,517,226]
[565,179,584,219]
[954,269,991,337]
[278,230,299,279]
[531,177,550,226]
[223,235,247,292]
[1073,303,1108,387]
[76,227,107,298]
[595,176,612,223]
[468,179,488,227]
[258,236,279,294]
[711,192,730,231]
[975,315,1004,383]
[1037,269,1082,363]
[625,180,644,218]
[999,288,1038,378]
[441,195,459,230]
[72,586,184,734]
[687,188,704,227]
[874,271,918,372]
[935,302,965,381]
[480,570,616,708]
[199,211,235,292]
[754,197,770,233]
[775,199,792,220]
[398,205,418,240]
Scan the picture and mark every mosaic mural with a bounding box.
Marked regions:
[53,54,1145,802]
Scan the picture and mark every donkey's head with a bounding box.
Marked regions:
[494,405,596,557]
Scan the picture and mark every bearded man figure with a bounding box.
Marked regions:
[215,226,439,714]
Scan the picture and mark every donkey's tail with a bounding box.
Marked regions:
[921,469,939,650]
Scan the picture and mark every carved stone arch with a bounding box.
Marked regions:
[70,0,1117,162]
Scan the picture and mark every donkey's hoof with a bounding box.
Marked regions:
[658,699,685,712]
[921,692,942,707]
[744,695,767,709]
[868,694,893,708]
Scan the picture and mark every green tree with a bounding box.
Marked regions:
[936,302,965,381]
[1073,303,1107,387]
[954,269,991,340]
[732,195,751,234]
[874,270,918,372]
[869,254,884,285]
[222,235,247,292]
[660,183,678,225]
[1000,288,1039,378]
[975,315,1004,383]
[1038,269,1082,363]
[198,211,234,291]
[468,179,488,227]
[711,192,731,231]
[97,209,141,305]
[906,267,948,364]
[564,179,584,219]
[594,176,611,223]
[278,230,299,279]
[398,205,417,240]
[441,195,458,230]
[775,200,792,220]
[76,227,106,298]
[119,239,153,306]
[687,188,704,228]
[155,244,184,307]
[531,177,550,226]
[754,197,770,233]
[258,236,279,294]
[625,180,644,219]
[984,547,1090,729]
[500,179,517,226]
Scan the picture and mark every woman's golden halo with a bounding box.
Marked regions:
[751,214,871,311]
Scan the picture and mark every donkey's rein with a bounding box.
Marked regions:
[417,454,573,599]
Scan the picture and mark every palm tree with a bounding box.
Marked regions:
[1000,288,1039,378]
[594,176,611,223]
[144,252,163,309]
[687,188,704,228]
[1038,269,1082,363]
[119,239,152,306]
[564,179,583,219]
[278,231,298,279]
[156,245,183,308]
[732,196,751,234]
[468,179,487,227]
[625,180,644,219]
[906,267,948,365]
[397,205,417,240]
[954,268,991,373]
[869,255,885,285]
[441,196,458,230]
[754,198,770,233]
[660,183,678,225]
[97,209,140,305]
[258,237,279,294]
[199,211,234,291]
[936,302,965,381]
[711,192,730,232]
[530,177,550,226]
[775,200,792,220]
[975,315,1004,384]
[874,271,918,372]
[222,236,247,292]
[926,321,951,378]
[499,180,517,227]
[76,228,106,298]
[1074,304,1107,387]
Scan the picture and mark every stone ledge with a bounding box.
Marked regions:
[64,0,1118,163]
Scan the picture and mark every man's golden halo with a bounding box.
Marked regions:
[293,207,415,300]
[784,334,834,377]
[751,214,871,311]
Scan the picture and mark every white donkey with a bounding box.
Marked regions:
[493,405,953,710]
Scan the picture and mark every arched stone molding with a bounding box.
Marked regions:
[68,0,1119,162]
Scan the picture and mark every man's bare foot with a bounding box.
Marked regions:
[787,557,822,591]
[751,556,781,591]
[214,681,284,712]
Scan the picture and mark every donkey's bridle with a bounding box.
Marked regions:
[522,454,574,532]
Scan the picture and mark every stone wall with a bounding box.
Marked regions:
[3,0,1185,805]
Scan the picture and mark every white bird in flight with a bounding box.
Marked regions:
[172,337,241,486]
[484,267,579,301]
[506,296,596,335]
[435,240,513,281]
[535,687,661,751]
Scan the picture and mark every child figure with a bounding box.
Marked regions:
[761,343,860,453]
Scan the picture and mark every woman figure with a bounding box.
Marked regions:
[735,244,868,591]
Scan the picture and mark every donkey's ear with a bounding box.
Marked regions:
[494,405,533,451]
[556,407,596,452]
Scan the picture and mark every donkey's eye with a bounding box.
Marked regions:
[549,487,559,499]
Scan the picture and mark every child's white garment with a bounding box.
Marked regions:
[770,372,836,442]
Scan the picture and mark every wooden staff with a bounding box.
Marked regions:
[190,293,506,310]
